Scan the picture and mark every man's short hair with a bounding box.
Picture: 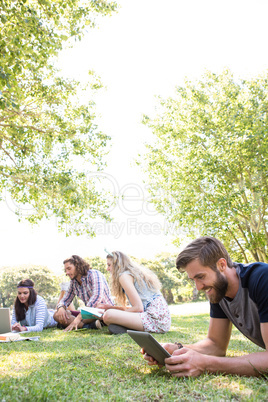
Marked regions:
[176,236,233,272]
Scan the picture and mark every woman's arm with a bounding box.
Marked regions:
[96,304,126,311]
[25,297,48,332]
[118,273,144,312]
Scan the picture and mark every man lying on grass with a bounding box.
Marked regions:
[53,255,114,331]
[143,236,268,377]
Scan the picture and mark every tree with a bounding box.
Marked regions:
[0,0,117,234]
[139,253,203,303]
[85,255,109,280]
[142,69,268,262]
[0,264,60,307]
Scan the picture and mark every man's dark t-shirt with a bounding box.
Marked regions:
[210,262,268,349]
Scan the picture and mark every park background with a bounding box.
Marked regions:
[2,0,268,275]
[1,1,268,400]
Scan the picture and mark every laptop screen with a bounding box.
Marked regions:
[0,308,12,334]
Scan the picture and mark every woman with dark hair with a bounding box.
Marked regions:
[11,279,57,332]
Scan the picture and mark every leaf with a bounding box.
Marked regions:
[142,69,268,262]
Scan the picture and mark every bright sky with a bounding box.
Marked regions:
[1,0,268,274]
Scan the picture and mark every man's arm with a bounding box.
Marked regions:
[56,282,75,309]
[182,317,232,355]
[143,317,231,366]
[54,282,76,325]
[165,321,268,377]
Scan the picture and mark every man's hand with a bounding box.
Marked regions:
[57,307,69,324]
[142,343,179,367]
[165,347,206,377]
[64,317,81,332]
[142,343,206,377]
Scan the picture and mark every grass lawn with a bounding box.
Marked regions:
[0,311,267,401]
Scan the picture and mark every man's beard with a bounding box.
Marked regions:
[69,270,78,280]
[205,270,228,304]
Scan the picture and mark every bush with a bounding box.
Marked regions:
[0,265,60,308]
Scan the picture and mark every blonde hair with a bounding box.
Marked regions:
[107,251,161,306]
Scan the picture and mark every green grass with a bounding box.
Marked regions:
[0,313,267,401]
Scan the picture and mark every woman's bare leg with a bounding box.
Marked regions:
[103,309,144,331]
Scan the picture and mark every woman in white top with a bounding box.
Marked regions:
[97,251,171,334]
[11,279,57,333]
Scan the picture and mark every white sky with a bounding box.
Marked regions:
[1,0,268,274]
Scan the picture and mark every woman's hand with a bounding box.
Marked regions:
[96,303,114,310]
[12,322,27,332]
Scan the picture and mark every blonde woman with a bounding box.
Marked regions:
[97,251,171,335]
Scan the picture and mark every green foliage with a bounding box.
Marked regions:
[0,0,117,234]
[137,253,205,303]
[0,312,266,400]
[142,69,268,262]
[86,255,108,278]
[0,264,60,307]
[84,255,110,285]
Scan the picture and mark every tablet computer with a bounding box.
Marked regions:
[127,330,171,366]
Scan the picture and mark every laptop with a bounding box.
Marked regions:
[0,308,30,341]
[0,308,12,334]
[0,308,29,336]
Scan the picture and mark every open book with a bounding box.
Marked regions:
[80,307,104,320]
[0,332,21,342]
[0,332,40,342]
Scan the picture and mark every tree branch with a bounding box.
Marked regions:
[227,229,249,262]
[0,146,17,166]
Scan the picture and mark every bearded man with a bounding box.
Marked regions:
[143,236,268,377]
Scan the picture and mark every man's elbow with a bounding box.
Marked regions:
[207,338,228,356]
[214,343,228,356]
[217,349,227,357]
